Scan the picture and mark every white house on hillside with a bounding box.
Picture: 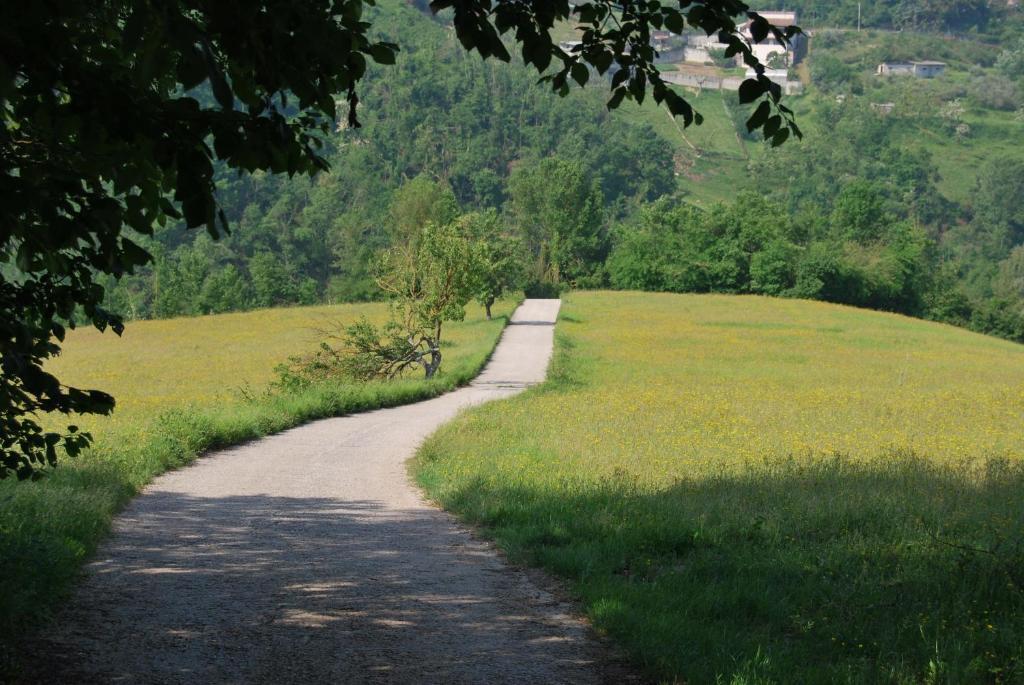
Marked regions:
[739,10,805,66]
[682,9,805,67]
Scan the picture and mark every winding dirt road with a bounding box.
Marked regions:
[26,300,634,684]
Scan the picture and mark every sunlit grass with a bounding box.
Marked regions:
[1,299,515,675]
[44,301,503,435]
[415,291,1024,683]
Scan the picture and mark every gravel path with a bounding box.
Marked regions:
[25,300,635,684]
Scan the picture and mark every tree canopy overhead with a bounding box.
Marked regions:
[0,0,800,478]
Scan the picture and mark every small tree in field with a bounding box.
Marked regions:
[457,211,525,319]
[344,221,481,380]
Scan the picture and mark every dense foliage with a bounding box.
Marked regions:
[610,100,1024,338]
[7,0,1021,477]
[0,0,406,478]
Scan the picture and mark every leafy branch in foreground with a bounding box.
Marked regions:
[1,0,397,478]
[434,0,803,146]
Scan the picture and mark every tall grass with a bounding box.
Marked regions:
[0,300,514,674]
[414,291,1024,683]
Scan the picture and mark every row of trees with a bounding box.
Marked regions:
[298,114,1024,365]
[41,0,1021,394]
[608,193,928,313]
[95,8,1024,347]
[101,152,614,321]
[5,0,807,478]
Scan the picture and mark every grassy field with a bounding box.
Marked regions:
[43,302,393,434]
[415,291,1024,683]
[0,299,514,674]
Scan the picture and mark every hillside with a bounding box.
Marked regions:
[628,22,1024,207]
[100,0,676,319]
[415,291,1024,682]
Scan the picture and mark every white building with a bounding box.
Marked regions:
[682,10,804,67]
[740,11,802,66]
[911,60,946,77]
[876,60,946,78]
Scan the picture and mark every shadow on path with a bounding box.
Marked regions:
[27,492,620,684]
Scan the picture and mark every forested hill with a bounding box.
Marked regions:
[103,1,674,317]
[103,0,1024,345]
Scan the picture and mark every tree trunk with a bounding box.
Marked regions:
[423,348,442,379]
[485,297,493,320]
[422,335,442,379]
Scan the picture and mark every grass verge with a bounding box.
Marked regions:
[414,291,1024,683]
[0,300,515,676]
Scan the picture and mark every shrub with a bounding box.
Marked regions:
[996,38,1024,80]
[811,54,856,93]
[523,279,564,298]
[968,74,1020,111]
[749,240,798,295]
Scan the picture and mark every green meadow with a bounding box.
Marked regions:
[415,291,1024,683]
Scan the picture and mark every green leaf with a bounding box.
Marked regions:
[200,42,234,110]
[738,78,764,104]
[15,242,34,272]
[368,43,397,65]
[611,67,629,89]
[571,62,589,87]
[665,11,685,34]
[591,50,613,74]
[120,239,152,270]
[771,128,791,147]
[748,16,769,43]
[607,88,626,110]
[629,71,646,104]
[746,100,770,132]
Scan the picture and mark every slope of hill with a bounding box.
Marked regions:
[0,299,514,675]
[415,291,1024,682]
